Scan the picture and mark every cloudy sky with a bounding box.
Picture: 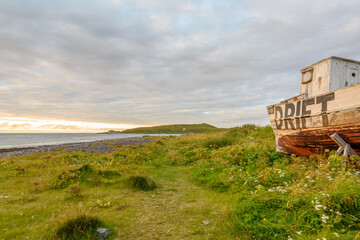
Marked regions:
[1,0,360,132]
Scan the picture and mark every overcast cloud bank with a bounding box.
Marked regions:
[1,0,360,131]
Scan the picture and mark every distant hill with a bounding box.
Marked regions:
[120,123,219,133]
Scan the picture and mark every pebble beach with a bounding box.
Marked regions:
[0,137,152,158]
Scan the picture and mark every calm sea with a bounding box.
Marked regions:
[0,133,177,149]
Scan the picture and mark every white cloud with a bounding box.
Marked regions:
[101,0,123,6]
[0,0,359,129]
[150,15,170,32]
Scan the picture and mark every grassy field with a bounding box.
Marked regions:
[1,125,359,239]
[120,123,220,133]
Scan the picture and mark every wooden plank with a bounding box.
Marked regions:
[268,83,360,125]
[330,133,358,156]
[337,147,343,155]
[331,133,347,147]
[270,108,360,131]
[344,144,350,157]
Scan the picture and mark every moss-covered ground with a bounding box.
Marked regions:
[0,125,359,239]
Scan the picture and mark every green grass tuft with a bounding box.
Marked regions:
[48,164,122,189]
[55,215,104,240]
[204,136,234,149]
[126,175,157,191]
[48,164,94,189]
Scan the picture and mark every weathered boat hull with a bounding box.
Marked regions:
[268,83,360,156]
[275,123,360,156]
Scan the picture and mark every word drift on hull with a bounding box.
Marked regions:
[267,57,360,156]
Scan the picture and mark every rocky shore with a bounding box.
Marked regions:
[0,137,152,158]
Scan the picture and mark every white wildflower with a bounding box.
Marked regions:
[315,205,323,210]
[321,214,329,223]
[334,232,339,237]
[335,211,342,215]
[296,231,302,235]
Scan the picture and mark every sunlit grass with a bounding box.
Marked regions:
[0,127,359,239]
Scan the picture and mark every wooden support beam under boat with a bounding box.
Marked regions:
[330,133,358,157]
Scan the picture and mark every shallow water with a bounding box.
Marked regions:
[0,133,177,149]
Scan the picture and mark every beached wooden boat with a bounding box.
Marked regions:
[267,57,360,156]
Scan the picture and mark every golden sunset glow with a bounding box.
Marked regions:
[0,117,145,133]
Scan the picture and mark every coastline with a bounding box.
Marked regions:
[0,137,152,158]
